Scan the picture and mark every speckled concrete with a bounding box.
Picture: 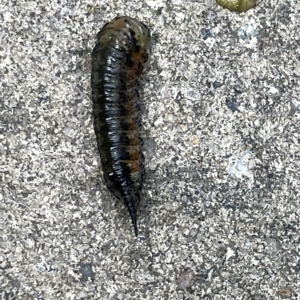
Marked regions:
[1,0,299,299]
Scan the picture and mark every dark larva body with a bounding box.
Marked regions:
[91,16,150,236]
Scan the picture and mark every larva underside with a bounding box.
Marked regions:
[91,16,150,236]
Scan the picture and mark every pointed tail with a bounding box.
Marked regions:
[124,192,140,237]
[131,212,138,237]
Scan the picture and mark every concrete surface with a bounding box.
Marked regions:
[0,0,299,299]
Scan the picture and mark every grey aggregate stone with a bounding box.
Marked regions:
[0,0,299,299]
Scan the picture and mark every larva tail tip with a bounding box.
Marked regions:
[131,215,138,237]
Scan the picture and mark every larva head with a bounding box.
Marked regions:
[99,16,151,77]
[124,17,151,51]
[103,16,151,51]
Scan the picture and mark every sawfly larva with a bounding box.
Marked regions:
[91,16,150,236]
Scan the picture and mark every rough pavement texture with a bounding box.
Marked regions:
[1,0,299,299]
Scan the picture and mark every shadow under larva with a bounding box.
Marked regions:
[91,16,151,236]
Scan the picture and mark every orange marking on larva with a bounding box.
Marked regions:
[124,100,137,115]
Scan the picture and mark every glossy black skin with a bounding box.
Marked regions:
[91,16,150,236]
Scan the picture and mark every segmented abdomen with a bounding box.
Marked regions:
[91,16,150,236]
